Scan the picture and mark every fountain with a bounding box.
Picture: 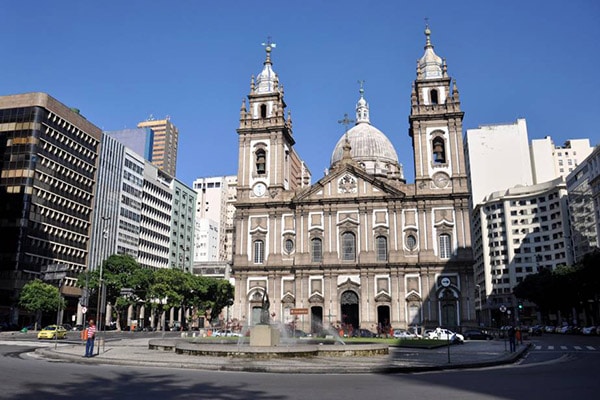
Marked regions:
[148,291,387,358]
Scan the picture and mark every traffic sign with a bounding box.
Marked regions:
[81,306,88,314]
[499,305,507,313]
[290,308,309,315]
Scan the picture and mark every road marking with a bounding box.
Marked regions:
[548,346,554,350]
[586,346,595,350]
[535,345,542,350]
[574,346,582,350]
[560,346,567,350]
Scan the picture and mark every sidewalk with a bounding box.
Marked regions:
[19,335,530,374]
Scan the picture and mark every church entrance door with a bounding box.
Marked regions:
[340,290,359,335]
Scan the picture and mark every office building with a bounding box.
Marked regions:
[137,117,179,176]
[0,93,101,324]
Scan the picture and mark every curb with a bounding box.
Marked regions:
[35,342,531,374]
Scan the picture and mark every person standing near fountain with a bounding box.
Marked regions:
[260,291,270,325]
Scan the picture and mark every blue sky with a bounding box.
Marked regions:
[2,1,599,186]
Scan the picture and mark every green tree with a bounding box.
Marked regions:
[19,279,65,330]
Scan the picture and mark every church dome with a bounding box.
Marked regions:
[330,89,403,179]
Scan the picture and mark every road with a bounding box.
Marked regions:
[0,332,598,400]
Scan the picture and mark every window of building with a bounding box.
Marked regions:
[311,238,322,262]
[253,240,264,264]
[260,104,267,118]
[439,234,451,259]
[406,234,417,250]
[432,137,446,164]
[342,232,356,261]
[256,149,266,175]
[430,88,439,104]
[284,239,294,253]
[376,236,387,261]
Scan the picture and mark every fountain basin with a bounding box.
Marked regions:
[149,339,388,359]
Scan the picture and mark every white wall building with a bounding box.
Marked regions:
[531,137,593,184]
[192,175,236,263]
[465,119,533,208]
[567,146,600,262]
[472,178,571,326]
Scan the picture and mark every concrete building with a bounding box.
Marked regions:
[169,179,196,272]
[471,178,570,325]
[104,127,154,162]
[231,29,474,334]
[137,117,179,176]
[465,119,533,208]
[0,93,102,325]
[531,137,593,184]
[567,146,600,263]
[192,175,237,263]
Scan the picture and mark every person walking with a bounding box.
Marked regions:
[507,326,516,352]
[84,319,96,357]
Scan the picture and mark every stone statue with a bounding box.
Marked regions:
[260,290,270,324]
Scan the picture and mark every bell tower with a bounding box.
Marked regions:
[236,40,303,200]
[408,25,468,193]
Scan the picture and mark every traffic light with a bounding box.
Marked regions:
[518,301,523,310]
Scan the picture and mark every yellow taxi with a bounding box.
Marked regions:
[37,325,67,340]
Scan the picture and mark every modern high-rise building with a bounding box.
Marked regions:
[531,137,592,184]
[104,127,154,163]
[567,146,600,263]
[169,179,196,272]
[137,117,179,176]
[471,178,571,325]
[465,119,533,208]
[0,93,102,325]
[192,175,236,263]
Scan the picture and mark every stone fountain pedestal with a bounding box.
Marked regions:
[250,324,280,347]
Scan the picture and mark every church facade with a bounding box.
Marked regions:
[231,29,474,335]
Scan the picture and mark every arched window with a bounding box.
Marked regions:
[430,89,439,104]
[260,104,267,118]
[255,149,266,175]
[253,240,265,264]
[311,238,322,262]
[376,236,387,261]
[432,137,446,164]
[439,234,451,259]
[406,234,417,250]
[342,232,356,261]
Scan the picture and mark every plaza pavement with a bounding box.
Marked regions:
[1,330,530,374]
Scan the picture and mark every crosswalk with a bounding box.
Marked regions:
[533,345,598,351]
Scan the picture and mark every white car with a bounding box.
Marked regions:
[393,329,417,339]
[213,329,242,337]
[425,328,464,343]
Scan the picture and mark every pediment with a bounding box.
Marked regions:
[374,291,392,302]
[293,164,406,203]
[308,292,324,304]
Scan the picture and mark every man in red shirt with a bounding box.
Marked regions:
[84,319,96,357]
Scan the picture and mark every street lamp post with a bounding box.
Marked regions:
[94,216,110,354]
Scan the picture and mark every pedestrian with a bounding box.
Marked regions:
[84,319,96,357]
[507,326,516,352]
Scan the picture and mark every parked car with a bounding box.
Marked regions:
[582,326,597,335]
[288,329,311,338]
[37,325,67,340]
[463,329,493,340]
[425,328,464,344]
[544,325,556,333]
[213,329,242,337]
[353,329,376,338]
[528,325,543,336]
[393,329,417,339]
